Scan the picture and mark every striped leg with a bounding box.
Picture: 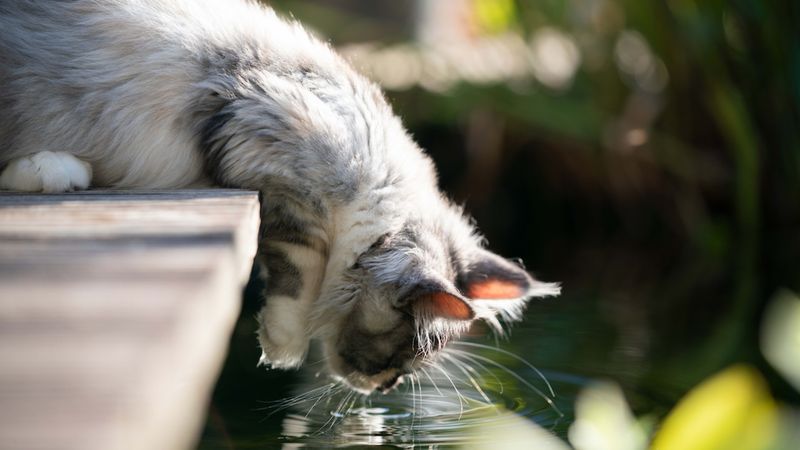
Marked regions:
[255,202,329,369]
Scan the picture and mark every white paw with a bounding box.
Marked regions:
[256,298,311,369]
[257,337,308,370]
[0,151,92,193]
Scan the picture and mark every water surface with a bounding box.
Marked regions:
[198,272,675,449]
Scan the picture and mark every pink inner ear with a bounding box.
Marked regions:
[422,292,474,320]
[466,279,525,299]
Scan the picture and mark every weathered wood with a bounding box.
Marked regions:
[0,189,260,450]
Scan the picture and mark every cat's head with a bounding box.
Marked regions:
[315,208,560,394]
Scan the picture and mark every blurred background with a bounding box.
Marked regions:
[200,0,800,447]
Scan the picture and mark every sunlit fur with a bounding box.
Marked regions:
[0,0,559,394]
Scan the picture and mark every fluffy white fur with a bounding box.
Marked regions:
[0,151,92,192]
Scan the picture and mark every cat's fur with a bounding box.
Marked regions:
[0,0,559,393]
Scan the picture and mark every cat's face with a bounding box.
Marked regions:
[319,218,559,394]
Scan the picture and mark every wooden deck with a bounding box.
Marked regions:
[0,190,260,450]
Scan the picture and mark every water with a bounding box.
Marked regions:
[204,352,579,448]
[260,346,578,448]
[198,273,676,449]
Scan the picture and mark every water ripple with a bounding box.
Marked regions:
[278,363,582,447]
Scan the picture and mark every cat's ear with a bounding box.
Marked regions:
[416,291,475,321]
[396,279,475,321]
[459,249,560,300]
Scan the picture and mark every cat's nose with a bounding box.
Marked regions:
[377,373,404,394]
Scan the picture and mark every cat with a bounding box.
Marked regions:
[0,0,560,394]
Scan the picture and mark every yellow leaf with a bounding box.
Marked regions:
[651,365,778,450]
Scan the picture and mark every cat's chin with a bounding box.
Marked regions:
[332,370,405,395]
[332,376,375,395]
[326,351,407,394]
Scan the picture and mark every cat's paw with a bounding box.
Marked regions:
[256,299,310,369]
[0,151,92,193]
[257,333,308,369]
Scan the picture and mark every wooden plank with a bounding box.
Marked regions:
[0,190,260,450]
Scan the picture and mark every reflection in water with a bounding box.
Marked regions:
[272,342,580,448]
[198,289,659,449]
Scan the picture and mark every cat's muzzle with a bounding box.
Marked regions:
[377,373,404,394]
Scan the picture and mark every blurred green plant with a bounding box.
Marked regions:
[468,290,800,450]
[761,291,800,393]
[568,382,650,450]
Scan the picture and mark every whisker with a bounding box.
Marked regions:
[416,374,426,412]
[260,382,337,414]
[452,341,555,397]
[441,353,493,406]
[304,354,331,367]
[427,361,465,419]
[410,372,417,430]
[315,387,354,435]
[445,348,504,394]
[326,391,353,433]
[410,346,423,368]
[446,348,563,417]
[344,391,360,417]
[420,366,444,397]
[304,381,340,418]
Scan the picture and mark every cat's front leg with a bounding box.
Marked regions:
[255,221,328,369]
[0,151,92,193]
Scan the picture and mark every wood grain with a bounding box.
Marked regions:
[0,189,260,450]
